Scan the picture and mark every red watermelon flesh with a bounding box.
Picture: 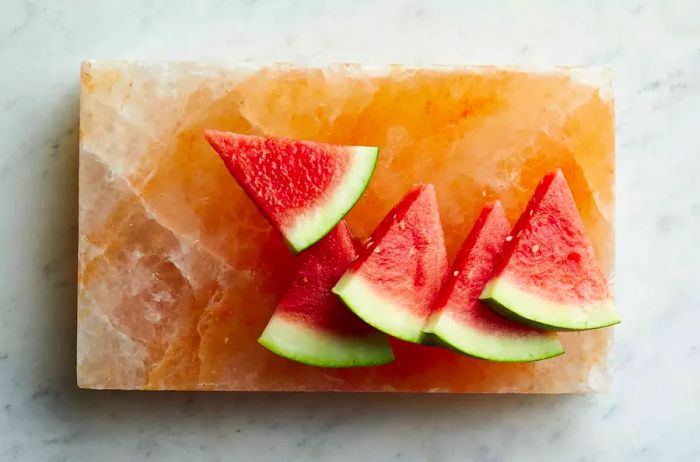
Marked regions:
[426,201,563,361]
[333,184,448,344]
[205,131,378,253]
[258,221,393,367]
[480,169,619,331]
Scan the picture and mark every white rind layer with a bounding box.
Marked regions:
[480,276,619,331]
[429,313,564,362]
[333,272,427,344]
[283,146,378,253]
[258,314,393,367]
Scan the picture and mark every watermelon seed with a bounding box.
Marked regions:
[505,235,513,242]
[453,270,459,277]
[224,337,230,344]
[303,277,309,283]
[374,246,382,254]
[481,190,486,197]
[532,244,540,254]
[399,221,406,230]
[529,210,533,217]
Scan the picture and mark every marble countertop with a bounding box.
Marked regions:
[1,0,698,460]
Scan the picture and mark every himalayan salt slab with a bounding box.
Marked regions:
[78,61,615,392]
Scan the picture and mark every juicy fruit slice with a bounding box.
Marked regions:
[333,185,448,344]
[480,170,619,331]
[258,222,393,367]
[426,202,563,362]
[205,131,378,253]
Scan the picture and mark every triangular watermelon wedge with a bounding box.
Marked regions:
[258,221,393,367]
[333,184,448,344]
[480,169,619,331]
[425,201,563,361]
[205,131,378,253]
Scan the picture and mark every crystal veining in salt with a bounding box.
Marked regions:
[78,62,615,392]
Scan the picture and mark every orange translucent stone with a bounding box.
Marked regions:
[78,62,615,392]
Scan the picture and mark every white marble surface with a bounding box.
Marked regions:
[1,0,699,460]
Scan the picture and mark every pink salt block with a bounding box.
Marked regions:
[78,61,614,392]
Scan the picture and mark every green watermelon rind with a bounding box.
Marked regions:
[258,314,394,368]
[480,276,620,331]
[427,313,564,362]
[332,272,428,344]
[284,146,379,253]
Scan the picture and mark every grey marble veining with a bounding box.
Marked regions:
[1,0,699,460]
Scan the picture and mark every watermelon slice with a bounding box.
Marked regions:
[425,201,564,361]
[258,221,393,367]
[480,169,619,331]
[205,131,378,253]
[332,184,448,344]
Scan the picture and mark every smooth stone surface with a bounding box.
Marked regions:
[1,0,699,460]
